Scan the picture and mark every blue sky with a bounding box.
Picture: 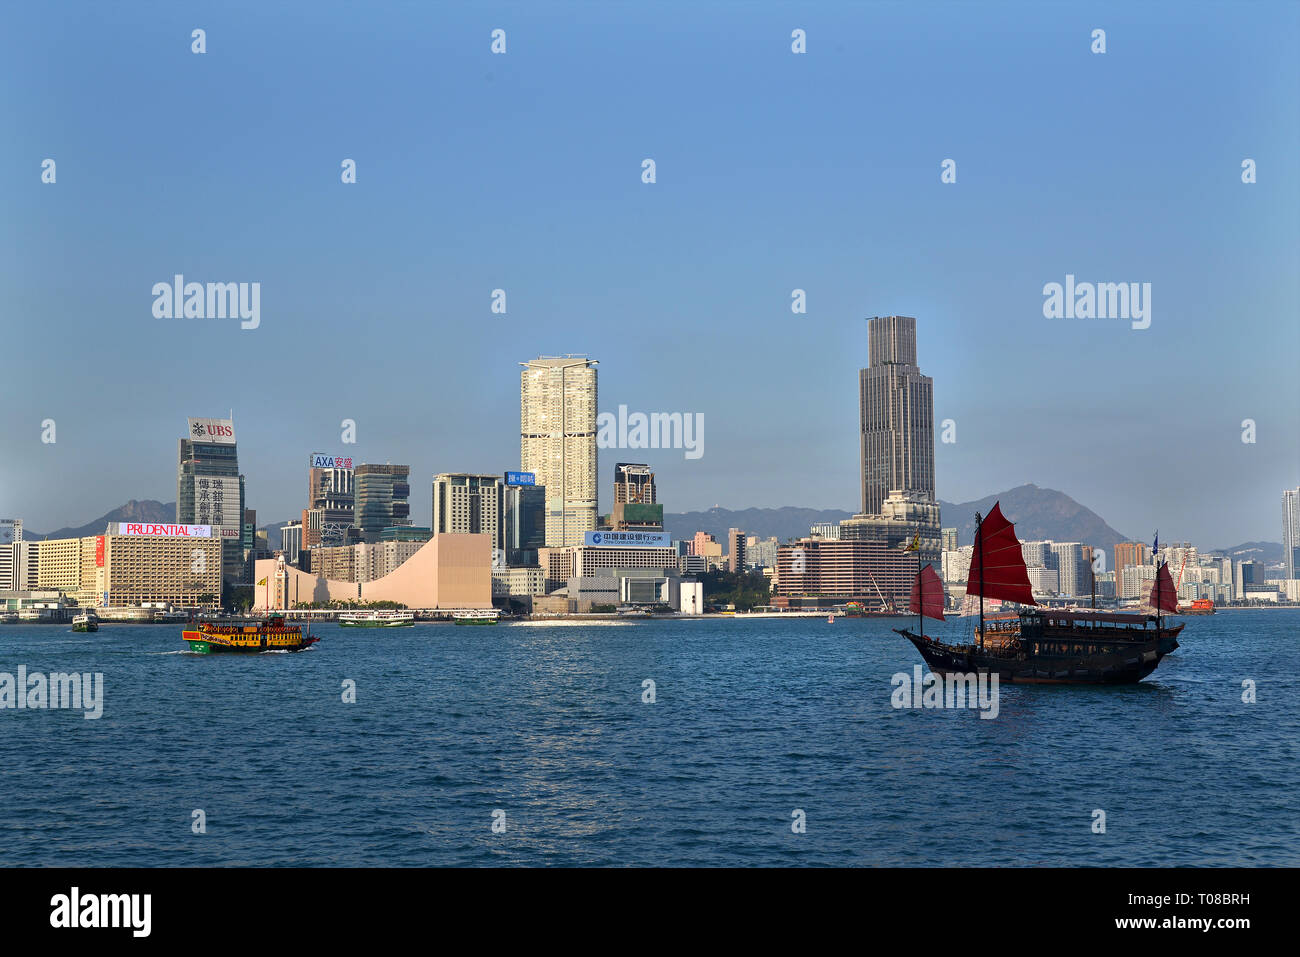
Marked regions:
[1,1,1297,548]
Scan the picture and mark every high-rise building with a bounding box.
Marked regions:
[746,535,779,569]
[432,473,504,561]
[1050,542,1087,597]
[859,316,935,516]
[354,464,411,542]
[280,521,303,565]
[1114,542,1147,576]
[520,356,598,547]
[302,454,357,548]
[1283,488,1300,580]
[840,490,941,563]
[774,538,923,610]
[0,520,21,592]
[613,463,655,505]
[728,528,747,572]
[177,416,246,582]
[503,473,546,567]
[941,527,958,552]
[611,463,663,531]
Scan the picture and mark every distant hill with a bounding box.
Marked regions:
[1215,541,1283,564]
[260,519,289,547]
[29,500,176,540]
[668,485,1130,555]
[665,507,853,544]
[938,484,1131,555]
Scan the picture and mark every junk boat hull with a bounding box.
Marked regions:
[183,615,319,654]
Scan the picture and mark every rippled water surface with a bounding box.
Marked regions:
[0,611,1295,866]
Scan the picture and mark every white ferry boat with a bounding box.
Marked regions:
[338,610,416,628]
[453,609,500,626]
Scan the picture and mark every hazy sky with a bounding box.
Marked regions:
[2,1,1297,548]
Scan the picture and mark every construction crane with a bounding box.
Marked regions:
[866,571,895,614]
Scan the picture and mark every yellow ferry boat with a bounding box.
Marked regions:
[182,615,319,654]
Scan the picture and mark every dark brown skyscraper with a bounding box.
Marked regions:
[859,316,935,516]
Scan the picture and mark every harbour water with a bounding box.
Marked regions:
[1,611,1295,866]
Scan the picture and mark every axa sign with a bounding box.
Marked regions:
[187,417,236,445]
[311,454,354,469]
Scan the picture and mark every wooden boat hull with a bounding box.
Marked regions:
[896,626,1181,685]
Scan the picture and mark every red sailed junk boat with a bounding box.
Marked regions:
[895,503,1182,684]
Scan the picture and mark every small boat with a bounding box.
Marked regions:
[827,614,835,623]
[72,613,99,633]
[338,610,415,628]
[895,503,1181,684]
[1179,598,1215,615]
[182,615,319,654]
[453,609,500,626]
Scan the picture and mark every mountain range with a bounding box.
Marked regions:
[665,484,1133,554]
[30,500,177,541]
[23,488,1280,561]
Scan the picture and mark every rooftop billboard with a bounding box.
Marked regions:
[187,417,236,445]
[116,523,214,537]
[585,531,671,548]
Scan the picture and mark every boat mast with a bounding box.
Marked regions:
[916,566,922,641]
[975,511,984,650]
[1156,558,1162,635]
[1089,545,1096,609]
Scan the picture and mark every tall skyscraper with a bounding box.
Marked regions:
[503,473,546,567]
[177,417,245,582]
[354,464,411,542]
[303,453,357,548]
[859,316,935,516]
[0,520,21,592]
[432,473,504,559]
[1050,542,1087,597]
[613,463,656,505]
[1284,488,1300,580]
[611,463,662,531]
[520,356,598,547]
[728,527,747,572]
[1114,541,1147,576]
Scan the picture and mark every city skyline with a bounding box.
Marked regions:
[1,3,1297,547]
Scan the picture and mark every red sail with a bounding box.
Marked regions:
[1149,562,1179,613]
[908,564,946,621]
[965,502,1039,606]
